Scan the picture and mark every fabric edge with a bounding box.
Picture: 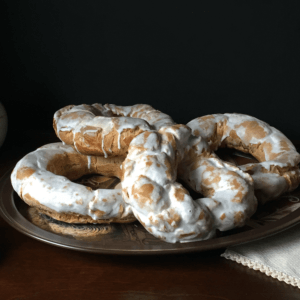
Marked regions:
[221,250,300,289]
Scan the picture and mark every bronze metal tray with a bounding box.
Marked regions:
[1,149,300,255]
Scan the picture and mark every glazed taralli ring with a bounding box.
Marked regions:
[11,143,135,224]
[178,134,257,232]
[53,104,174,157]
[14,104,294,244]
[121,124,257,243]
[187,113,300,203]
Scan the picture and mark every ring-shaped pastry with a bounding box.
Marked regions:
[53,104,174,157]
[178,132,257,232]
[186,113,300,203]
[11,143,135,223]
[121,124,257,243]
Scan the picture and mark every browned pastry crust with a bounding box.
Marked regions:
[27,207,115,240]
[187,114,300,203]
[12,143,136,225]
[53,104,152,156]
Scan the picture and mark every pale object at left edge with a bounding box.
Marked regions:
[0,102,8,148]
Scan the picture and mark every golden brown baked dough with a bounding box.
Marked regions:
[187,113,300,203]
[53,104,174,157]
[11,143,136,224]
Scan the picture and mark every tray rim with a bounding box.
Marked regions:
[1,167,300,255]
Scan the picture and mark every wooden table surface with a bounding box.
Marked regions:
[0,130,299,300]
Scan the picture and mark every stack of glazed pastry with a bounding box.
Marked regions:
[11,104,300,243]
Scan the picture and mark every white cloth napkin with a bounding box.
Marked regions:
[221,222,300,288]
[219,147,300,288]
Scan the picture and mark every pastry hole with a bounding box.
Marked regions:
[74,174,120,190]
[215,148,258,166]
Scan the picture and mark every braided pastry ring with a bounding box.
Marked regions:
[11,143,135,224]
[187,113,300,204]
[53,104,174,157]
[121,123,257,243]
[178,133,257,232]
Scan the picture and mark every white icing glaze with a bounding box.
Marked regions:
[179,134,257,231]
[122,126,220,243]
[54,104,175,156]
[101,139,107,158]
[104,104,175,131]
[87,155,91,169]
[48,105,284,243]
[113,112,257,243]
[11,143,133,221]
[118,131,121,149]
[187,113,300,203]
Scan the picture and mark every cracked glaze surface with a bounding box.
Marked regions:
[122,123,257,243]
[13,106,295,244]
[53,104,174,157]
[187,113,300,203]
[11,143,134,223]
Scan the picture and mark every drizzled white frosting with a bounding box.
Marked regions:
[179,134,257,231]
[121,126,215,243]
[87,155,91,169]
[101,139,107,158]
[54,104,175,157]
[54,104,152,156]
[187,113,300,203]
[11,143,133,221]
[15,104,290,244]
[104,104,175,130]
[121,122,257,243]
